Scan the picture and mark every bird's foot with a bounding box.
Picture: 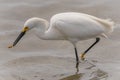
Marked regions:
[80,53,85,61]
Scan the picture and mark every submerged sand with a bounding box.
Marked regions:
[0,0,120,80]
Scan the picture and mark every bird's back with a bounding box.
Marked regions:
[49,12,114,40]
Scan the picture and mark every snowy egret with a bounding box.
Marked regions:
[8,12,114,68]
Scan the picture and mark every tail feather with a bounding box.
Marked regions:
[96,18,114,33]
[85,14,115,34]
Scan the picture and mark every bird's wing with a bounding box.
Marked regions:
[55,19,105,40]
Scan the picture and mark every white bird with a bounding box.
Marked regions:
[8,12,114,69]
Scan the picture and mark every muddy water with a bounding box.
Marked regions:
[0,0,120,80]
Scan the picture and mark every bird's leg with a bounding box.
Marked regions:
[80,37,100,60]
[74,47,79,72]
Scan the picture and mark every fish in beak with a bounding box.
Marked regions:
[8,27,29,48]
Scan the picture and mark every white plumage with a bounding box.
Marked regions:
[27,12,114,42]
[8,12,115,68]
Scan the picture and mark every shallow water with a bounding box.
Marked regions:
[0,0,120,80]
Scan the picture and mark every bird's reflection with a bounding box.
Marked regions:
[60,73,83,80]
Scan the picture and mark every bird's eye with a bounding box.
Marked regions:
[22,26,29,32]
[24,27,29,31]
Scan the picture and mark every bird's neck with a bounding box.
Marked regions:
[34,21,50,40]
[38,30,48,40]
[34,20,64,40]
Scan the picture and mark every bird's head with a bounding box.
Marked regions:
[8,17,47,48]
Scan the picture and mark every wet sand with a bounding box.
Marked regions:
[0,0,120,80]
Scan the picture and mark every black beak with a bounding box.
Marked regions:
[8,27,29,48]
[8,31,26,48]
[13,31,26,46]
